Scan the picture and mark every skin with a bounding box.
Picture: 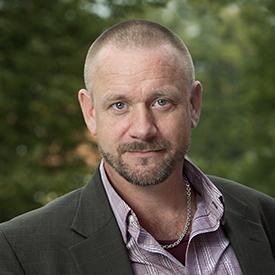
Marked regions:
[79,43,202,240]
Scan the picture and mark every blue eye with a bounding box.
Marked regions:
[156,99,168,106]
[112,102,126,111]
[152,98,174,111]
[153,98,170,108]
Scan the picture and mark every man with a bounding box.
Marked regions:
[0,20,274,275]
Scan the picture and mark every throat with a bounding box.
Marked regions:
[138,180,194,243]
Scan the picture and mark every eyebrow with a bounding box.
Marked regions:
[150,90,182,98]
[146,89,183,103]
[102,94,129,104]
[101,88,182,105]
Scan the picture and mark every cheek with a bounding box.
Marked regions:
[158,114,191,144]
[99,113,130,135]
[96,117,127,150]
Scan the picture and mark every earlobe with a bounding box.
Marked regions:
[190,81,203,128]
[78,89,97,135]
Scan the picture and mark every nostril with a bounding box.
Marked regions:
[129,121,157,140]
[129,108,157,140]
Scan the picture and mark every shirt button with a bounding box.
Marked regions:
[129,215,135,222]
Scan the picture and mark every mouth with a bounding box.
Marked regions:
[118,141,170,156]
[125,150,164,157]
[127,148,162,152]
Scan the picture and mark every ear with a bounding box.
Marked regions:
[78,89,97,135]
[190,81,203,128]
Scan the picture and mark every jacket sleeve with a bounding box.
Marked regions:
[0,230,25,275]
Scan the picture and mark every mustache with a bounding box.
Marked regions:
[117,140,171,155]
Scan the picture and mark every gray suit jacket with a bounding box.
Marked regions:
[0,168,275,275]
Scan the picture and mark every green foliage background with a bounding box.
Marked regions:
[1,0,274,222]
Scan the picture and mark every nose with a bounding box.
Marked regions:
[128,105,157,141]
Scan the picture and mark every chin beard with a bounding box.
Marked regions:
[99,140,189,186]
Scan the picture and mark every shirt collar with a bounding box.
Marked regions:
[184,157,225,228]
[99,157,225,243]
[99,160,131,243]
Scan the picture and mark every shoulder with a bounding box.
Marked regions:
[209,175,275,256]
[0,186,87,272]
[209,175,275,208]
[0,187,82,242]
[0,167,104,238]
[0,169,108,273]
[209,175,275,242]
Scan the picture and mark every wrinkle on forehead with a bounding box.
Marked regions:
[93,61,187,103]
[97,64,183,87]
[86,44,192,93]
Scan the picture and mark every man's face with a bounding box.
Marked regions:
[79,44,201,186]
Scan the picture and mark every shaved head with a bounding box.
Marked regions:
[84,19,195,92]
[78,19,203,189]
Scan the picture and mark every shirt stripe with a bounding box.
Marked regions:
[100,159,243,274]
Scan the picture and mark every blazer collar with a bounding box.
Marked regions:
[69,168,133,275]
[221,187,275,275]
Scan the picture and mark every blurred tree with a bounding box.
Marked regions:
[0,0,169,221]
[1,0,274,222]
[146,0,275,196]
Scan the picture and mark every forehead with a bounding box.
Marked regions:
[90,44,187,88]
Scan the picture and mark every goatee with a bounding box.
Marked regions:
[99,139,189,186]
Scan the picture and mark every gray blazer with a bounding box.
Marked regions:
[0,168,275,275]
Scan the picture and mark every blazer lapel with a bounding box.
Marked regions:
[69,169,133,275]
[222,190,275,275]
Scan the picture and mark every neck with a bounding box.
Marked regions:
[104,160,194,240]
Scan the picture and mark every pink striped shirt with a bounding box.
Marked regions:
[100,159,243,274]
